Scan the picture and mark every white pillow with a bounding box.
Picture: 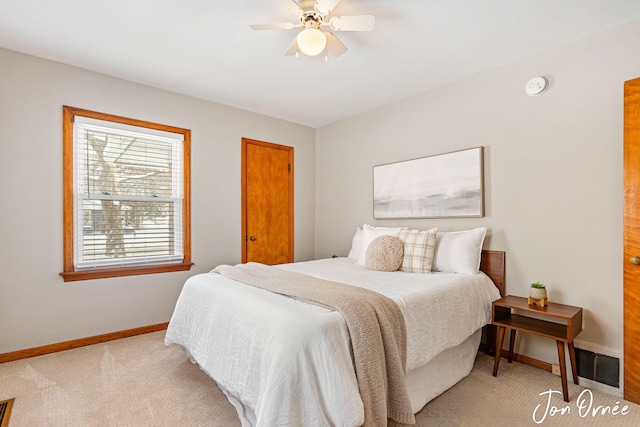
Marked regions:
[398,227,438,273]
[347,227,363,261]
[358,224,404,265]
[432,227,487,275]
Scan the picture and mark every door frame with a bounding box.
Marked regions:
[624,77,640,403]
[241,138,294,263]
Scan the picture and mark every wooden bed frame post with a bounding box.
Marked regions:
[479,250,506,356]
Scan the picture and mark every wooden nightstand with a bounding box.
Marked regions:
[491,295,583,402]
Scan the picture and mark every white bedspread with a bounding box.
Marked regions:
[165,257,501,427]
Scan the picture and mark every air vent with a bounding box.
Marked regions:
[576,348,620,388]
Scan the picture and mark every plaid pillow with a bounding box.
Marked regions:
[398,228,438,273]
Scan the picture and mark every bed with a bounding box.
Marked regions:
[165,226,505,427]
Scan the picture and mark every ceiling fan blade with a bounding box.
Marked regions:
[250,22,297,30]
[288,0,303,14]
[329,15,375,31]
[314,0,342,16]
[284,37,299,56]
[324,31,347,57]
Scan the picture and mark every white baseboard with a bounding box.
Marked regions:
[577,376,623,398]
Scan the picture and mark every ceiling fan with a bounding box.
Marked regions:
[250,0,375,59]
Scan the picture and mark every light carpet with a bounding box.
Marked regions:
[0,331,638,426]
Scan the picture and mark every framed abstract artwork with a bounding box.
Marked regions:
[373,147,484,219]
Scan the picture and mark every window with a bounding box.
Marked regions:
[61,106,192,281]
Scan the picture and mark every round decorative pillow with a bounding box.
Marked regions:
[365,235,404,272]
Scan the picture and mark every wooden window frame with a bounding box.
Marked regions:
[60,106,192,282]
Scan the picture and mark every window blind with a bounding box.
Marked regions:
[73,118,184,270]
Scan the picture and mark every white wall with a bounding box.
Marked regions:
[0,48,315,354]
[315,20,640,366]
[3,18,639,374]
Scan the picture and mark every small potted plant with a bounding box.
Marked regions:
[529,282,548,306]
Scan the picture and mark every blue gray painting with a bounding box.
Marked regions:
[373,148,483,218]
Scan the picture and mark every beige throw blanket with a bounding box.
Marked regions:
[213,262,415,426]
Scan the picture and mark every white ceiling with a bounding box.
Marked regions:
[2,0,640,128]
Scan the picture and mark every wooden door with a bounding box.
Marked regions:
[624,77,640,403]
[242,138,294,265]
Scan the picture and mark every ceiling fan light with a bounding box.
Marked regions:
[297,28,326,56]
